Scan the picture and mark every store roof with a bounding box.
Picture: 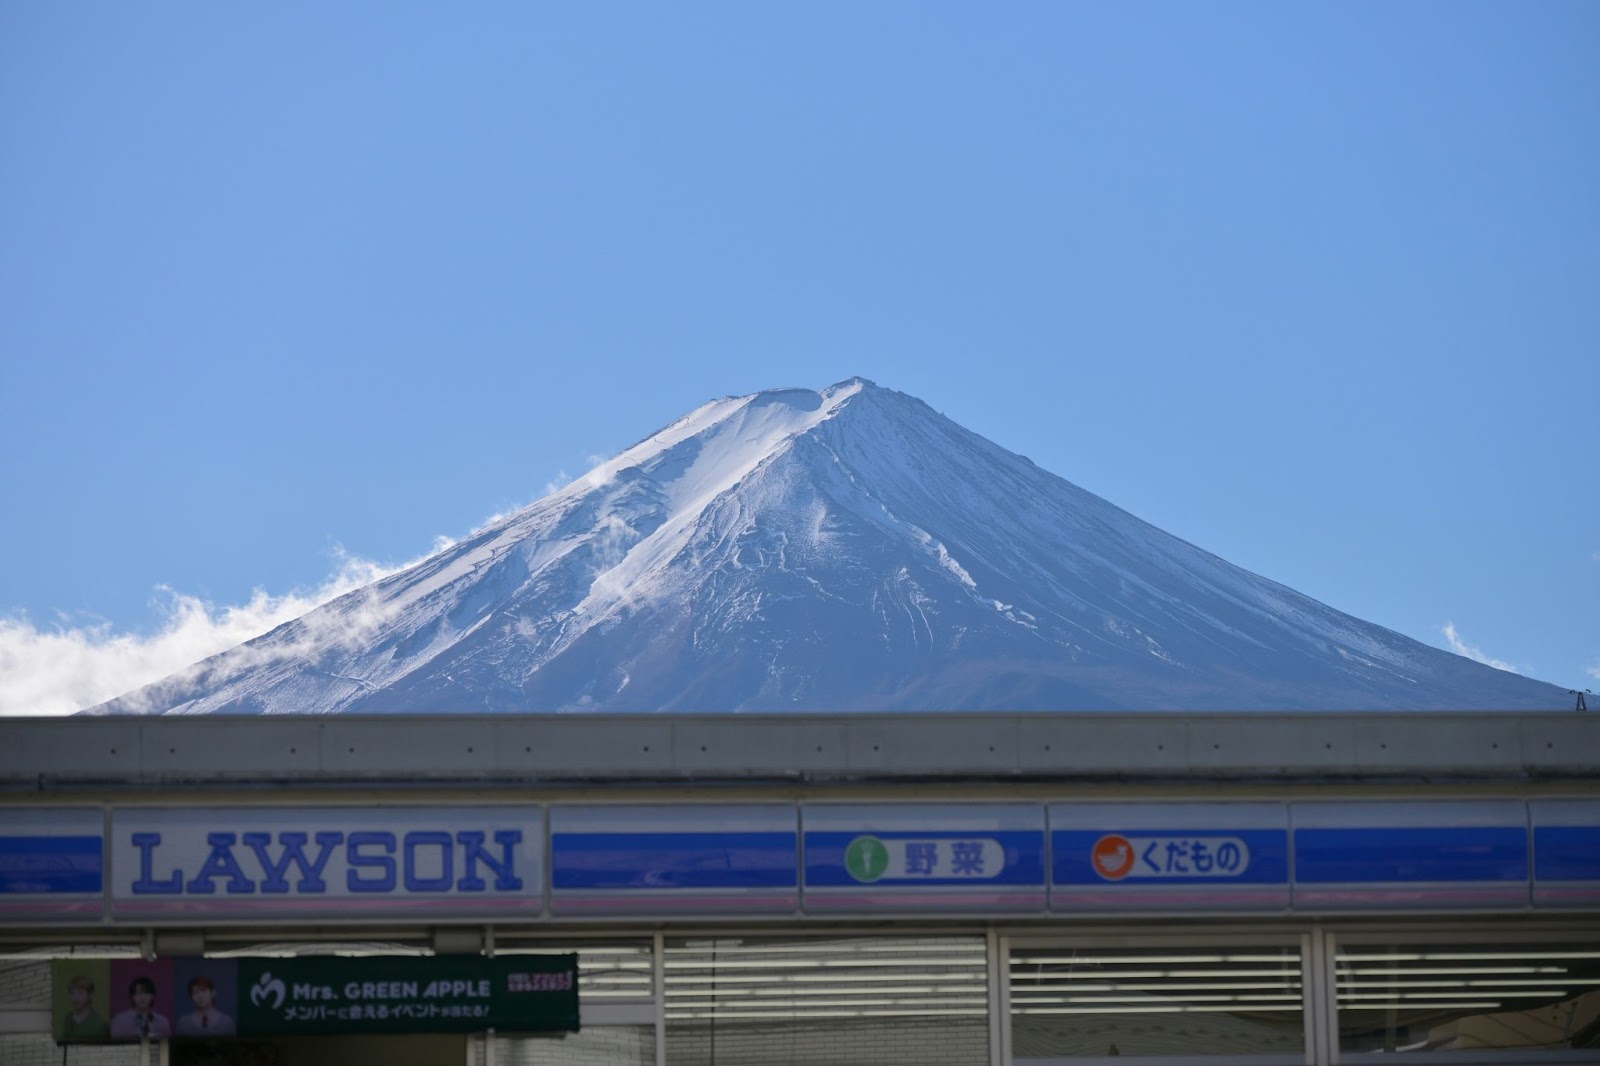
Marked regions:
[2,711,1595,789]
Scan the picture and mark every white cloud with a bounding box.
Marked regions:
[481,454,613,528]
[1441,622,1518,674]
[2,446,625,718]
[0,547,427,718]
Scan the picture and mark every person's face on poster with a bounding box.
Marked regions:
[132,984,154,1013]
[192,984,214,1010]
[69,984,92,1013]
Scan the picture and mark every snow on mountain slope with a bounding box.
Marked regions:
[89,378,1569,714]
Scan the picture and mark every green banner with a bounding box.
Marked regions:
[55,954,578,1043]
[238,955,577,1036]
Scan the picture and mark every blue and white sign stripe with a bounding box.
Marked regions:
[2,798,1596,922]
[0,808,106,919]
[1292,801,1529,910]
[550,805,798,915]
[1530,800,1600,908]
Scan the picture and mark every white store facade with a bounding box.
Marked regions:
[2,711,1597,1066]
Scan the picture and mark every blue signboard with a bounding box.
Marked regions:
[803,804,1046,913]
[1292,801,1529,910]
[550,805,798,915]
[1050,803,1290,912]
[1530,800,1600,908]
[111,806,543,920]
[0,808,105,920]
[3,797,1594,925]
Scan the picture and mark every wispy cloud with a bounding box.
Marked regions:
[545,455,612,497]
[1,448,630,718]
[478,455,616,528]
[0,547,434,718]
[1441,622,1518,673]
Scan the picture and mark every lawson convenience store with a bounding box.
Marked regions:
[2,711,1598,1066]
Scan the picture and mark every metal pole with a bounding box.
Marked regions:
[654,932,667,1066]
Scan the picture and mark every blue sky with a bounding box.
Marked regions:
[2,2,1596,714]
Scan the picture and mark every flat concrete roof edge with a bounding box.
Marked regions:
[3,712,1595,787]
[4,770,1598,795]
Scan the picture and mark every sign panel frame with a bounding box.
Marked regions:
[110,805,543,921]
[0,807,106,921]
[803,802,1047,914]
[1530,799,1600,908]
[1050,802,1291,913]
[550,804,799,916]
[1291,800,1530,910]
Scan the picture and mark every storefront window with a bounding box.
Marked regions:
[487,940,655,1065]
[497,940,655,1003]
[0,1035,144,1066]
[1009,943,1306,1061]
[1335,941,1600,1056]
[664,935,989,1066]
[1,946,145,1066]
[488,1027,656,1066]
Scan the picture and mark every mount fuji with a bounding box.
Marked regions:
[91,378,1567,714]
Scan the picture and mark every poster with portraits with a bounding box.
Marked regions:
[52,954,577,1044]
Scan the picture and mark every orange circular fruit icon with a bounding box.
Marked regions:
[1091,834,1136,880]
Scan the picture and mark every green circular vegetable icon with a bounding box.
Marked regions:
[845,835,890,883]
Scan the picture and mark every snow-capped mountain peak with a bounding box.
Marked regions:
[91,378,1568,714]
